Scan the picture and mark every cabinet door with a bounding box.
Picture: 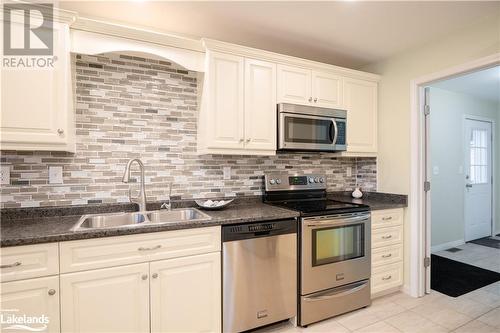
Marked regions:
[312,71,343,108]
[244,58,277,151]
[61,263,150,333]
[150,252,221,333]
[277,64,311,105]
[343,78,378,153]
[206,51,245,149]
[1,276,60,333]
[1,21,74,152]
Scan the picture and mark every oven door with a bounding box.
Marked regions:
[278,112,339,151]
[301,213,371,295]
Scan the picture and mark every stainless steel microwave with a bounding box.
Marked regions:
[277,103,347,152]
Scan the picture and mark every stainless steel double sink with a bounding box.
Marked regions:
[71,208,212,231]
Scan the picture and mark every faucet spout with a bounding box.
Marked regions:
[122,159,147,211]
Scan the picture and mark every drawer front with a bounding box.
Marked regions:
[1,243,59,282]
[372,226,403,248]
[60,226,221,273]
[371,262,403,294]
[372,208,403,229]
[372,245,403,267]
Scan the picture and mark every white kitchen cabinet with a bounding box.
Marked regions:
[277,64,312,105]
[342,78,378,155]
[0,243,59,282]
[150,252,221,333]
[1,276,60,333]
[244,58,277,151]
[0,20,75,152]
[277,65,342,109]
[60,263,150,333]
[203,51,245,150]
[199,51,276,155]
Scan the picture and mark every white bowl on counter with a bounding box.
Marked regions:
[195,199,235,210]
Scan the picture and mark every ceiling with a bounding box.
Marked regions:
[59,1,500,69]
[431,66,500,103]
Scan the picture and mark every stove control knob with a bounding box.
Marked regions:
[314,177,320,183]
[309,177,314,183]
[269,179,276,185]
[319,177,325,183]
[276,179,282,184]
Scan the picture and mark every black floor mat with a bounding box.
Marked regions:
[469,237,500,249]
[431,254,500,297]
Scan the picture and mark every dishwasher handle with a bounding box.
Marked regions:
[222,218,297,242]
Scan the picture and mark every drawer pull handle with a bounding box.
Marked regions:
[382,216,393,221]
[382,254,392,258]
[48,289,56,296]
[382,235,392,239]
[382,275,392,281]
[138,245,162,251]
[0,262,22,269]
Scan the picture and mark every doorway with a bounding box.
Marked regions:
[423,66,500,297]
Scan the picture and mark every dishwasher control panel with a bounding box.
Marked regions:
[222,218,297,242]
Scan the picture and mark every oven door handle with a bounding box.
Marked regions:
[305,215,369,227]
[303,281,368,302]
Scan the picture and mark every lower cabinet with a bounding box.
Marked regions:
[1,276,60,333]
[150,252,221,333]
[61,263,151,333]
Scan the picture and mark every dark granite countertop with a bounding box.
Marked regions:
[0,198,299,247]
[328,191,408,211]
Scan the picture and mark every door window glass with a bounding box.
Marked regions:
[470,129,489,184]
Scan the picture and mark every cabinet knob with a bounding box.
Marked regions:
[48,289,56,296]
[57,128,64,135]
[308,97,312,102]
[239,138,244,143]
[141,274,148,280]
[152,273,159,279]
[314,98,318,102]
[246,138,251,143]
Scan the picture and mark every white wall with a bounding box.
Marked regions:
[429,88,499,249]
[363,13,500,289]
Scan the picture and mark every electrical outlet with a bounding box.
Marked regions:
[346,166,352,177]
[49,166,63,184]
[223,167,231,180]
[0,165,10,185]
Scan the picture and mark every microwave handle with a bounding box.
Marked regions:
[330,120,338,145]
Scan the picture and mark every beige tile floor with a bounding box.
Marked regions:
[254,281,500,333]
[434,243,500,273]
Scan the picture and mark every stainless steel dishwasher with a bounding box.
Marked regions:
[222,218,297,333]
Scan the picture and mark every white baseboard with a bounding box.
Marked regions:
[431,239,465,253]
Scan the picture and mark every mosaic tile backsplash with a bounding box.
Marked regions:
[0,53,377,208]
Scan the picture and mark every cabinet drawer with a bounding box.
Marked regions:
[372,245,403,267]
[60,226,221,273]
[372,226,403,248]
[372,209,403,229]
[371,262,403,294]
[1,243,59,282]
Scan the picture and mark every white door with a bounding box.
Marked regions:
[150,252,221,333]
[464,119,493,241]
[277,64,312,105]
[1,21,74,152]
[312,70,343,108]
[244,58,277,151]
[343,78,378,153]
[61,263,150,333]
[1,276,60,333]
[206,51,245,149]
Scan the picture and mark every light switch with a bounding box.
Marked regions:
[0,165,10,185]
[223,167,231,180]
[49,166,63,184]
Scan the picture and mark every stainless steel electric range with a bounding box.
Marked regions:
[264,173,372,327]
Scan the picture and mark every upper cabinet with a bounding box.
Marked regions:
[198,50,277,155]
[342,78,378,155]
[277,65,342,109]
[1,14,76,152]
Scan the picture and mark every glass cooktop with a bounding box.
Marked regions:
[270,199,369,215]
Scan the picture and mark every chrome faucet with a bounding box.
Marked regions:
[160,183,172,210]
[122,159,147,212]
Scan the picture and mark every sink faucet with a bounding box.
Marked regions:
[160,182,172,210]
[122,159,147,212]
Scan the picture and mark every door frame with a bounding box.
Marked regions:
[409,53,500,297]
[463,115,495,241]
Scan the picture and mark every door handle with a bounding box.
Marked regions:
[466,184,473,188]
